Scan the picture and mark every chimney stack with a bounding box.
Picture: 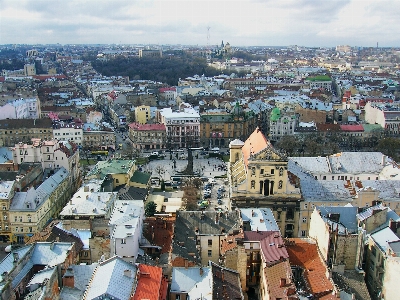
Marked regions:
[62,268,75,288]
[199,267,204,276]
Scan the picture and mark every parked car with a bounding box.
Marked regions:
[217,199,223,205]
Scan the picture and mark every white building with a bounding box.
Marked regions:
[53,122,84,146]
[109,200,145,262]
[0,97,41,120]
[12,138,80,191]
[157,106,200,149]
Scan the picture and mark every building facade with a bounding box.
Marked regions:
[128,123,166,150]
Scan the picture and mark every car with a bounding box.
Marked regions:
[218,186,226,192]
[204,188,212,193]
[204,193,211,199]
[217,199,223,205]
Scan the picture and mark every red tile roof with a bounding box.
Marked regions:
[159,87,176,93]
[260,233,289,264]
[143,217,175,254]
[241,128,270,167]
[133,264,167,300]
[339,124,364,132]
[263,260,297,299]
[286,239,334,298]
[128,122,166,131]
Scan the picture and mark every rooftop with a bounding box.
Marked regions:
[170,267,213,299]
[133,264,167,300]
[240,208,280,231]
[286,238,334,297]
[83,256,137,300]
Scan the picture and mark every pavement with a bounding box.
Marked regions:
[146,152,231,210]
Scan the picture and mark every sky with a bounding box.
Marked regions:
[1,0,400,47]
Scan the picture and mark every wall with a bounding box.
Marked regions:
[308,208,330,261]
[334,234,359,270]
[382,256,400,300]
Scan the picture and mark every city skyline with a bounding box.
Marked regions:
[1,0,400,48]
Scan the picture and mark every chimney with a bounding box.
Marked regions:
[382,155,386,166]
[124,269,132,278]
[184,259,188,269]
[251,209,255,217]
[62,268,75,288]
[215,214,219,224]
[199,267,204,276]
[280,278,286,287]
[12,252,19,263]
[50,241,55,250]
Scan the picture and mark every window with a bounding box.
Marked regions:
[29,227,32,232]
[47,155,50,160]
[371,246,376,257]
[301,230,306,237]
[208,239,212,246]
[260,169,264,175]
[304,203,308,209]
[251,180,255,189]
[323,176,326,180]
[278,180,283,189]
[332,176,335,180]
[208,250,212,257]
[116,179,119,183]
[302,217,307,223]
[271,169,274,175]
[251,168,255,176]
[279,168,284,176]
[28,216,31,223]
[121,239,126,244]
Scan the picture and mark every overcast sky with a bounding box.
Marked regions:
[1,0,400,47]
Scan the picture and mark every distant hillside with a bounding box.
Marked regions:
[90,53,222,85]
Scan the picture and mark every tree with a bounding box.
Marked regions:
[145,201,157,217]
[376,138,400,160]
[275,135,299,156]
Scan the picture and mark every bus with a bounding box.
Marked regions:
[91,150,109,156]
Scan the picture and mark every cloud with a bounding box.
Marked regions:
[0,0,399,46]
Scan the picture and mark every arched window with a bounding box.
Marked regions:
[279,167,284,176]
[278,180,283,189]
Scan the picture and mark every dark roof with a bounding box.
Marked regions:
[130,171,151,184]
[331,271,371,300]
[0,118,52,129]
[317,206,359,233]
[244,231,275,241]
[172,211,241,265]
[210,261,244,300]
[47,226,84,253]
[117,186,148,201]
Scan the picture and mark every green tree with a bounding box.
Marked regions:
[376,138,400,160]
[145,201,157,217]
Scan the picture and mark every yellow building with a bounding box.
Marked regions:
[85,159,136,190]
[8,168,70,244]
[229,128,301,237]
[200,103,258,148]
[135,105,151,124]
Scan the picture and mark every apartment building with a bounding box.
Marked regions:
[128,123,166,150]
[134,105,151,124]
[12,138,81,192]
[0,181,16,243]
[8,168,70,244]
[157,106,200,149]
[0,119,53,147]
[53,121,83,146]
